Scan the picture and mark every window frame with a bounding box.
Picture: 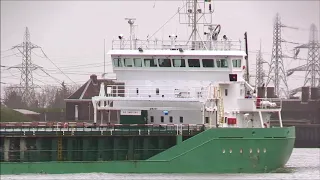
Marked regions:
[217,59,228,68]
[158,58,172,67]
[179,116,184,123]
[232,59,242,68]
[123,58,133,67]
[188,59,201,68]
[202,59,215,68]
[113,58,122,67]
[133,58,143,67]
[144,58,158,67]
[205,117,209,123]
[172,59,186,67]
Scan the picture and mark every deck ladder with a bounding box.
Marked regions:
[215,87,224,125]
[57,137,63,161]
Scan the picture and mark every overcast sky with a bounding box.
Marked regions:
[1,1,319,95]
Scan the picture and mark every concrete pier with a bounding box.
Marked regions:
[4,138,10,161]
[20,138,27,161]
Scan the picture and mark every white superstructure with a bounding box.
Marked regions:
[92,0,283,129]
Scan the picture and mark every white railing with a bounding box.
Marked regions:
[112,39,243,51]
[237,97,282,111]
[102,84,214,100]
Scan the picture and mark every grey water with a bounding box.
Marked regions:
[1,148,319,180]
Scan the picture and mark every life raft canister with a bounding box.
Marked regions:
[64,122,68,128]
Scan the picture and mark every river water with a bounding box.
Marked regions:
[2,148,319,180]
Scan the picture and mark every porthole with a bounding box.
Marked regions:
[229,149,232,153]
[249,148,252,154]
[222,149,225,153]
[257,148,260,153]
[240,148,243,154]
[263,148,267,153]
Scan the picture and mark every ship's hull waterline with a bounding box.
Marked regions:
[0,127,295,174]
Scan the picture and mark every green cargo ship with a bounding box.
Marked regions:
[0,0,295,174]
[0,124,294,174]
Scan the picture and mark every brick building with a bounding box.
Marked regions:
[64,74,125,124]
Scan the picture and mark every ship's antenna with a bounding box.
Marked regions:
[192,0,197,49]
[179,0,213,49]
[125,18,136,50]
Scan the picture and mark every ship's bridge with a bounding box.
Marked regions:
[108,49,246,82]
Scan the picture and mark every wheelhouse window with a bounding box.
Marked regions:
[232,59,241,68]
[188,59,200,67]
[172,59,186,67]
[158,58,171,67]
[124,58,133,67]
[202,59,214,68]
[113,58,122,67]
[134,58,143,67]
[217,59,228,68]
[144,58,157,67]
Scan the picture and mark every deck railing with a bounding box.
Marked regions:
[237,97,282,111]
[0,123,205,136]
[254,98,282,109]
[98,84,211,100]
[111,39,243,51]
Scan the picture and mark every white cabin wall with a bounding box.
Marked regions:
[221,83,242,113]
[147,110,202,124]
[121,80,210,99]
[113,101,203,109]
[114,70,244,82]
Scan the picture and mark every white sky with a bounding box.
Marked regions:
[1,1,319,97]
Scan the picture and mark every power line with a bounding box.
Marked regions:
[0,48,14,53]
[1,53,21,59]
[36,68,63,84]
[139,2,187,48]
[46,71,100,76]
[39,48,76,85]
[46,62,112,70]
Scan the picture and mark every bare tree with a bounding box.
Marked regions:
[2,83,81,109]
[3,86,27,109]
[36,86,59,108]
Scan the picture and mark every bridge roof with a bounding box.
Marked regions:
[108,50,246,57]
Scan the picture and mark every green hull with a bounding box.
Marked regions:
[0,127,295,174]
